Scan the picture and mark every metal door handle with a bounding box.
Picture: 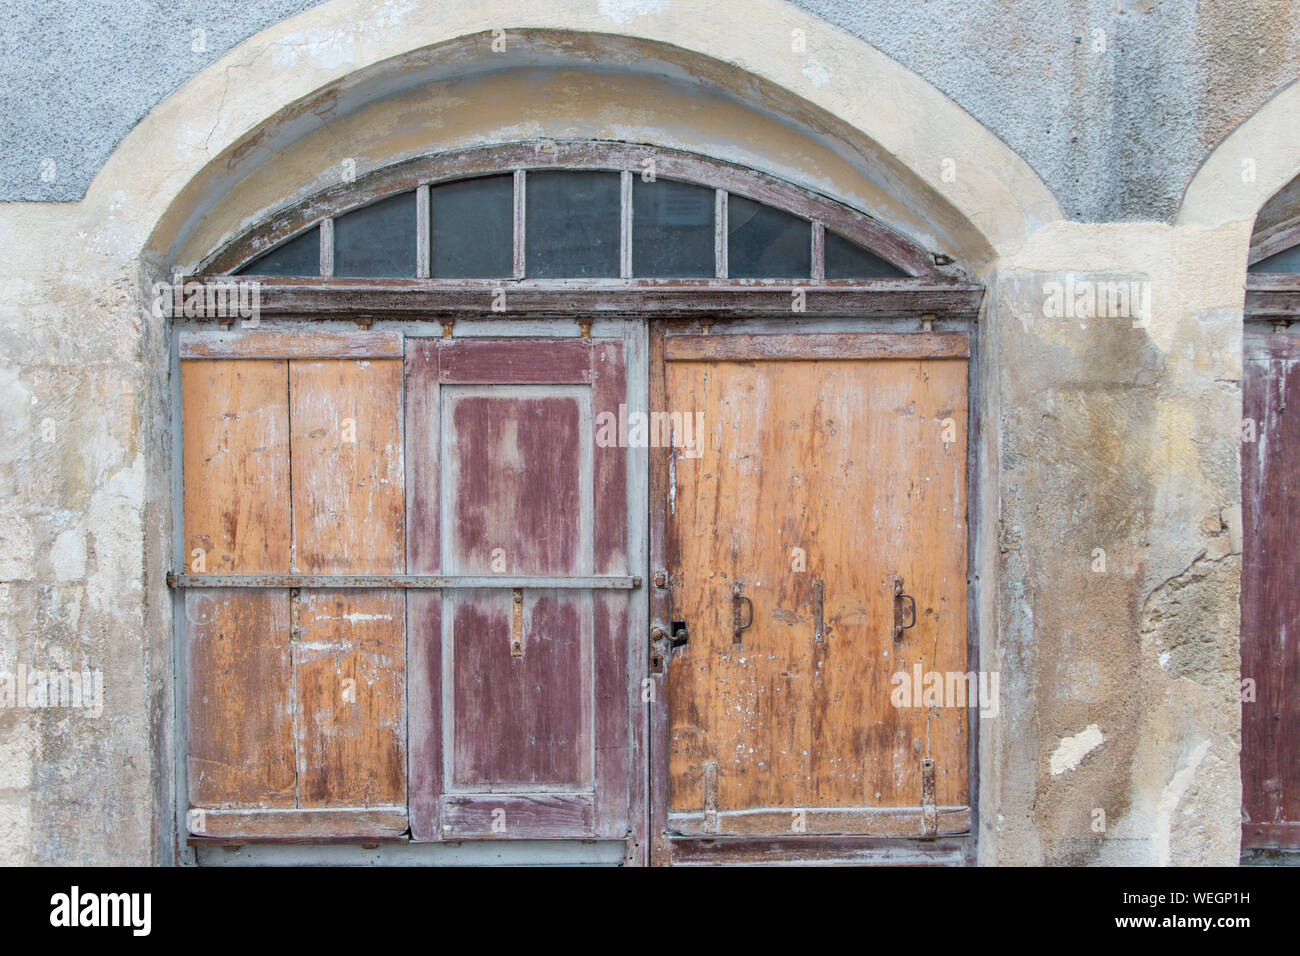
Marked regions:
[732,582,753,643]
[893,575,916,643]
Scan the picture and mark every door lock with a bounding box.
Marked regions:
[650,623,690,674]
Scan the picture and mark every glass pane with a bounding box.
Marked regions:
[1250,244,1300,273]
[334,192,416,277]
[633,178,715,278]
[430,175,514,278]
[727,195,810,278]
[525,171,620,278]
[237,226,320,276]
[824,230,908,279]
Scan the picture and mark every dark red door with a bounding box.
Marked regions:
[1242,329,1300,849]
[404,337,634,842]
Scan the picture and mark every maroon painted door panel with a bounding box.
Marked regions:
[1242,331,1300,849]
[405,338,631,841]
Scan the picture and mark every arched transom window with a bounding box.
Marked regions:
[203,142,956,283]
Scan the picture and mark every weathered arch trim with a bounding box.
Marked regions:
[1182,81,1300,321]
[81,0,1062,277]
[1178,77,1300,231]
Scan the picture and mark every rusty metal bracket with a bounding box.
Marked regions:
[169,572,640,590]
[510,588,524,658]
[813,577,825,644]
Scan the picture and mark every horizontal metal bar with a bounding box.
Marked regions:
[168,573,640,590]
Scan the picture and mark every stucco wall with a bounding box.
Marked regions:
[5,0,1300,221]
[0,0,1292,865]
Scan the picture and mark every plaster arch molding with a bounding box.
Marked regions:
[1179,78,1300,230]
[75,0,1063,276]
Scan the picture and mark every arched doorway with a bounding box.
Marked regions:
[169,139,984,864]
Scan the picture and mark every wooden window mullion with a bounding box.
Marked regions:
[715,189,728,279]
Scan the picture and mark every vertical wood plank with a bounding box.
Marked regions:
[592,341,631,838]
[289,358,406,811]
[811,221,826,280]
[181,359,294,809]
[444,391,589,788]
[295,589,406,807]
[181,359,291,574]
[320,217,335,277]
[647,322,674,865]
[513,170,526,279]
[289,359,405,574]
[416,183,431,279]
[187,590,295,808]
[405,339,442,840]
[620,170,634,279]
[715,189,728,279]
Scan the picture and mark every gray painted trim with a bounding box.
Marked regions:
[196,840,628,866]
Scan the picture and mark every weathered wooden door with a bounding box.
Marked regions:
[1242,330,1300,850]
[649,330,972,862]
[405,337,634,842]
[181,334,408,839]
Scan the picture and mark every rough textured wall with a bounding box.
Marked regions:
[4,0,1300,219]
[0,211,170,864]
[983,222,1247,864]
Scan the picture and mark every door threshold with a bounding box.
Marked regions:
[662,834,972,866]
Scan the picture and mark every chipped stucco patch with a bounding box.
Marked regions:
[1155,739,1211,867]
[1049,724,1105,776]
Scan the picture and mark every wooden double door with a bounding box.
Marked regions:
[180,324,972,862]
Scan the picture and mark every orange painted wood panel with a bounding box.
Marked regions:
[289,359,406,811]
[289,359,405,575]
[665,356,969,830]
[181,359,295,809]
[186,589,295,808]
[295,589,406,808]
[181,359,291,573]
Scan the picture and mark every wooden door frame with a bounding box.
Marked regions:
[166,138,990,863]
[644,317,981,867]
